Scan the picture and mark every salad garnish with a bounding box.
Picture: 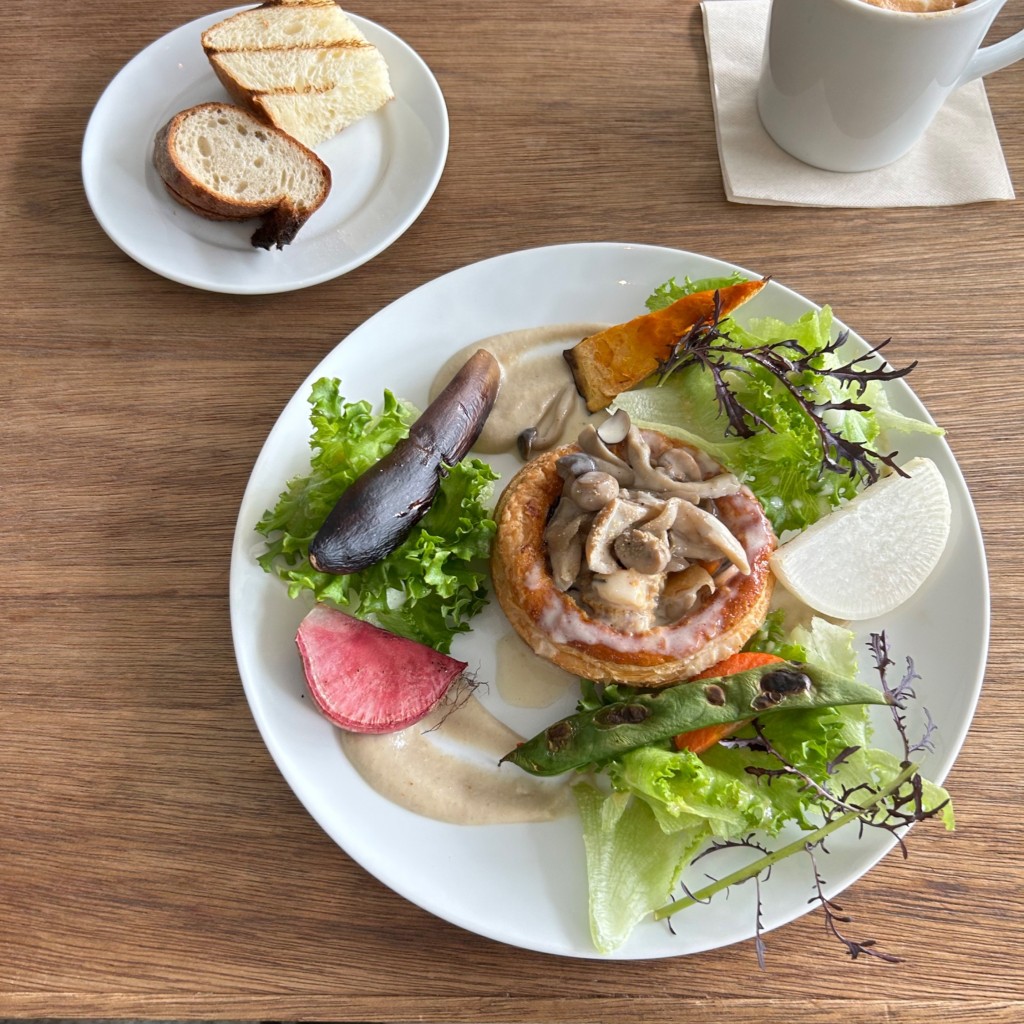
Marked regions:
[255,377,497,652]
[614,276,943,533]
[571,619,953,959]
[653,631,951,967]
[654,289,917,485]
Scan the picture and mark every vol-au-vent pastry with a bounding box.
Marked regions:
[201,0,395,148]
[492,415,777,685]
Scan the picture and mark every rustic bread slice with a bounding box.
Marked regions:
[202,2,367,52]
[153,102,331,249]
[212,45,393,146]
[202,1,394,148]
[248,59,393,147]
[208,43,374,94]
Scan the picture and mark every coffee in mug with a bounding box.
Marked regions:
[757,0,1024,172]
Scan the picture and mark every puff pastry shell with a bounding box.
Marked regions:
[491,430,777,686]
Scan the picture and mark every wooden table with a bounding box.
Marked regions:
[3,0,1023,1020]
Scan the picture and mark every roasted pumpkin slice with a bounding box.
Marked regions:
[563,278,768,412]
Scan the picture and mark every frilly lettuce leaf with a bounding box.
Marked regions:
[645,272,748,311]
[255,377,497,652]
[613,305,942,534]
[742,607,806,662]
[574,619,953,952]
[791,615,859,678]
[612,746,783,836]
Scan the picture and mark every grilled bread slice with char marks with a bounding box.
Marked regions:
[201,0,394,148]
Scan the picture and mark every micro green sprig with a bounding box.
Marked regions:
[655,631,948,966]
[655,291,919,485]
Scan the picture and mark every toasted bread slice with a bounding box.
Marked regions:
[564,279,768,412]
[243,57,393,147]
[153,102,331,249]
[202,1,394,148]
[202,0,363,51]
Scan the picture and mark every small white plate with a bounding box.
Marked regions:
[82,7,448,294]
[230,242,988,958]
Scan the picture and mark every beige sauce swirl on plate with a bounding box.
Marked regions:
[430,322,608,456]
[339,691,572,825]
[496,630,579,709]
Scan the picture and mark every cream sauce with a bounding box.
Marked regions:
[496,630,579,708]
[339,688,572,825]
[340,325,611,825]
[430,322,609,456]
[528,488,777,657]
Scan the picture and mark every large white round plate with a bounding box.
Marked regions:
[229,242,988,958]
[82,7,448,294]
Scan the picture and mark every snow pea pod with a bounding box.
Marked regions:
[501,661,891,777]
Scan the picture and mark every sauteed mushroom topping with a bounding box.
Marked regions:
[577,425,635,484]
[581,569,665,633]
[545,499,590,592]
[556,452,599,481]
[614,528,671,575]
[542,414,749,628]
[596,408,631,445]
[585,498,650,575]
[568,471,620,512]
[661,565,716,620]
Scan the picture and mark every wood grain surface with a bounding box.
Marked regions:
[2,0,1023,1021]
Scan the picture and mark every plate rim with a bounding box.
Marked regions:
[81,5,449,295]
[229,240,990,958]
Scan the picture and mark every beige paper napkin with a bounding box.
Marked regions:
[702,0,1015,206]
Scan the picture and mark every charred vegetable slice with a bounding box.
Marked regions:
[501,661,890,777]
[563,279,766,412]
[309,349,501,574]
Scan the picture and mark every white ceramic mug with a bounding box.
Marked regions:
[756,0,1024,172]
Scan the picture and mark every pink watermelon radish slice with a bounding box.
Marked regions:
[295,604,467,733]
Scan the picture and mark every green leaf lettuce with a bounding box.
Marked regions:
[255,377,497,652]
[573,619,954,952]
[613,305,943,534]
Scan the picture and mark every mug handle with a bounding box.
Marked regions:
[958,31,1024,86]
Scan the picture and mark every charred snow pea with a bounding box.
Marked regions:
[500,661,891,777]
